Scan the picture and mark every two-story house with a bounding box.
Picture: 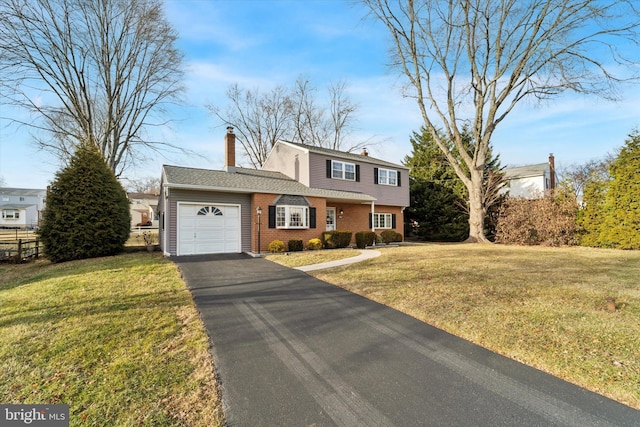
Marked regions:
[0,188,47,229]
[502,154,557,199]
[158,128,409,256]
[128,192,159,228]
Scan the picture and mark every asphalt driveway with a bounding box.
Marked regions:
[174,254,639,426]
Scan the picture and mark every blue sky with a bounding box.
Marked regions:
[1,0,639,189]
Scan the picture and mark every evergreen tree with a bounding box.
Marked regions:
[581,131,640,249]
[578,175,608,247]
[404,129,468,241]
[404,127,505,241]
[39,143,131,262]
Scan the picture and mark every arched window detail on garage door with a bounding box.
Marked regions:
[197,206,223,216]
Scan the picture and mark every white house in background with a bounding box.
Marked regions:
[0,188,47,229]
[502,154,557,199]
[128,192,159,228]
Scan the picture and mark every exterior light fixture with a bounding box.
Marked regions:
[256,206,262,254]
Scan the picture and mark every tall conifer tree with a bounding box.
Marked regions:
[40,143,131,262]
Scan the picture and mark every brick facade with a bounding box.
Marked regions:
[251,194,403,252]
[333,203,404,239]
[252,193,328,252]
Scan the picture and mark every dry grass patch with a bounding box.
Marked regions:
[312,244,640,409]
[266,249,359,268]
[0,253,223,426]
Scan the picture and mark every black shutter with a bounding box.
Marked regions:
[310,207,316,229]
[392,214,397,229]
[374,168,379,184]
[268,205,276,228]
[326,159,332,178]
[369,213,373,229]
[397,171,401,187]
[355,165,360,182]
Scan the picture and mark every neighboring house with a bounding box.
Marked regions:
[128,192,159,228]
[502,154,556,199]
[0,188,47,229]
[158,128,410,256]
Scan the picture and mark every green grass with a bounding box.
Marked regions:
[265,249,360,267]
[0,253,223,426]
[311,244,640,409]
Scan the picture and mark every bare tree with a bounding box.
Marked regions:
[364,0,640,242]
[0,0,184,176]
[209,76,366,168]
[291,77,360,151]
[559,156,613,199]
[208,84,293,168]
[125,176,161,194]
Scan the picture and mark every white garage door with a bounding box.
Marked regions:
[178,204,241,255]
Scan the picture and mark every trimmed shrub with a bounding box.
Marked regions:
[267,240,285,253]
[322,230,353,249]
[39,143,131,263]
[355,231,376,249]
[288,239,304,252]
[307,238,322,250]
[495,190,579,246]
[380,229,403,244]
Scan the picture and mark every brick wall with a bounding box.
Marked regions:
[251,195,405,252]
[332,203,404,241]
[251,194,327,252]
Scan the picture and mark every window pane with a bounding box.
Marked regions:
[332,161,343,179]
[373,213,392,229]
[276,206,286,227]
[379,169,387,184]
[289,207,302,227]
[388,171,397,186]
[345,163,355,180]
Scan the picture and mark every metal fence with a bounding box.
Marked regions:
[0,238,41,262]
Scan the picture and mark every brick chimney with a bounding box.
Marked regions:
[225,126,236,172]
[549,153,556,190]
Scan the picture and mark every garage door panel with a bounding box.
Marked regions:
[178,204,241,255]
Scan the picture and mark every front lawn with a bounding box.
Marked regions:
[0,253,223,426]
[311,244,640,409]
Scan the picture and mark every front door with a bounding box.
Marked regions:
[326,207,336,231]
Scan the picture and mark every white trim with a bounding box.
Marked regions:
[371,201,375,232]
[176,202,242,256]
[326,207,336,231]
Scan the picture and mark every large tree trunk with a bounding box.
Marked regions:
[466,169,490,243]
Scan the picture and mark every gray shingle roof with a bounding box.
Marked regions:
[162,165,376,202]
[504,163,548,179]
[277,140,409,170]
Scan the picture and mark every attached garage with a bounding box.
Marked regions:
[177,203,241,255]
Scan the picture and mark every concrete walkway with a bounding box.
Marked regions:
[175,254,640,426]
[294,249,381,272]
